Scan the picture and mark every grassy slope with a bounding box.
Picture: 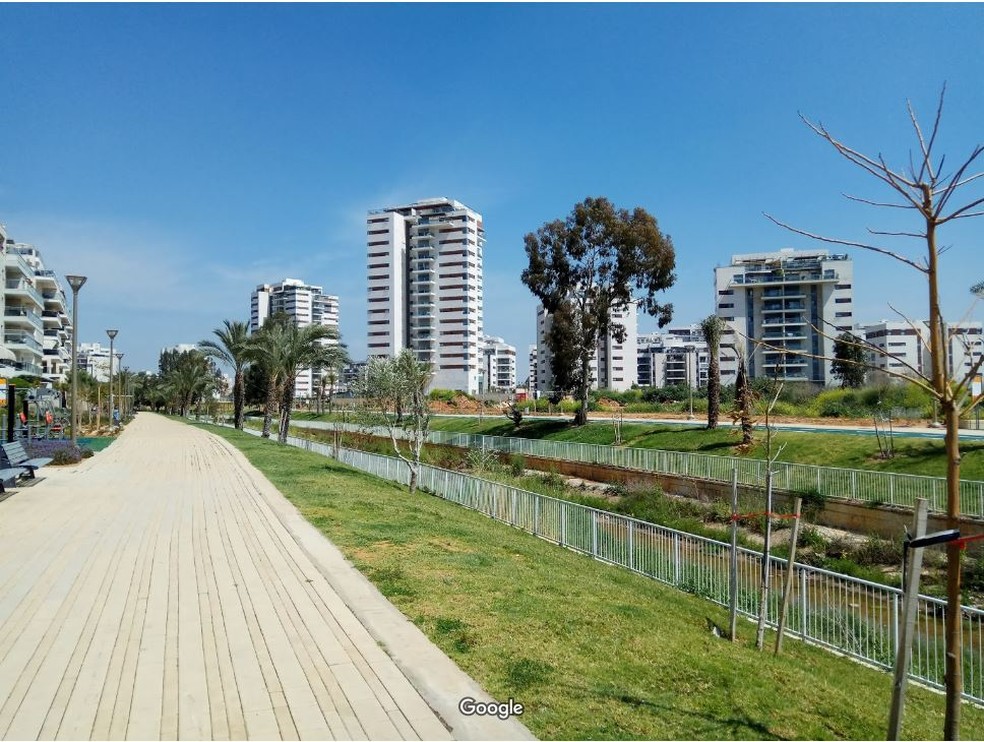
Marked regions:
[206,424,984,740]
[420,416,984,481]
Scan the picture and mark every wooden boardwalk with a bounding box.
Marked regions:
[0,414,492,741]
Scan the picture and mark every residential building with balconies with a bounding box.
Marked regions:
[9,243,72,381]
[366,198,484,394]
[251,278,340,399]
[637,328,709,388]
[861,319,982,385]
[3,240,47,378]
[481,336,517,392]
[715,248,854,385]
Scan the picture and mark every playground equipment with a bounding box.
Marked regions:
[0,382,68,442]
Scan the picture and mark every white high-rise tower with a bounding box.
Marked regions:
[366,198,485,393]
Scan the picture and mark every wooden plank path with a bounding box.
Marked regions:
[0,414,532,741]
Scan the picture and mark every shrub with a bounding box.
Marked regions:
[465,446,499,473]
[508,453,525,477]
[27,440,85,465]
[854,535,903,566]
[797,526,828,551]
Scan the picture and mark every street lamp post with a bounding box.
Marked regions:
[66,275,87,445]
[115,352,124,425]
[106,330,118,429]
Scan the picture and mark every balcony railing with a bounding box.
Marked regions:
[5,332,43,352]
[4,308,43,330]
[5,280,44,307]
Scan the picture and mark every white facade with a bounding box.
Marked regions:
[715,248,854,385]
[535,302,638,394]
[860,320,982,384]
[9,243,72,381]
[528,345,538,391]
[637,329,709,388]
[944,323,984,380]
[79,342,115,382]
[366,198,484,394]
[595,302,637,392]
[251,278,340,399]
[481,336,517,392]
[860,320,926,381]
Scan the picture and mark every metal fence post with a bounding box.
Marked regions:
[533,497,540,536]
[673,533,681,585]
[561,502,567,546]
[592,512,598,558]
[628,521,635,571]
[800,569,808,639]
[892,592,900,656]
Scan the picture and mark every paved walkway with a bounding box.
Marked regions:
[0,414,533,741]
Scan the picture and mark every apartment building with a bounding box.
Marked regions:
[535,302,638,395]
[861,320,983,383]
[481,336,517,392]
[79,342,117,382]
[714,248,854,385]
[366,198,484,394]
[9,242,72,380]
[0,227,73,382]
[860,320,925,381]
[251,278,340,399]
[637,328,709,388]
[528,345,538,391]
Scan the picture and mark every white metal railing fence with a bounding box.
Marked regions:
[295,419,984,518]
[232,423,984,702]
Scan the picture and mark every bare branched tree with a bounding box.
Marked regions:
[764,85,983,738]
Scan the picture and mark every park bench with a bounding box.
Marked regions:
[0,466,29,494]
[1,441,53,480]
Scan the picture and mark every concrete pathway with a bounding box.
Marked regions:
[0,414,533,741]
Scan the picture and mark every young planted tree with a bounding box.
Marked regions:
[356,350,433,494]
[701,314,725,429]
[831,331,867,389]
[522,196,676,425]
[765,87,984,738]
[199,319,251,429]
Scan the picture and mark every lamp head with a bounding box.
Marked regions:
[65,275,87,291]
[106,329,119,340]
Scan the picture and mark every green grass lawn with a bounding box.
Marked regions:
[78,436,115,452]
[419,416,984,481]
[204,423,984,740]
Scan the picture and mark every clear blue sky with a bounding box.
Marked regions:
[2,3,982,381]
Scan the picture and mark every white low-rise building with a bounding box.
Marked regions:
[637,328,709,388]
[861,319,983,383]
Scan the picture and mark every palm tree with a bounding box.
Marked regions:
[247,315,288,439]
[314,341,349,415]
[162,351,217,416]
[248,313,341,442]
[276,322,338,442]
[199,320,251,429]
